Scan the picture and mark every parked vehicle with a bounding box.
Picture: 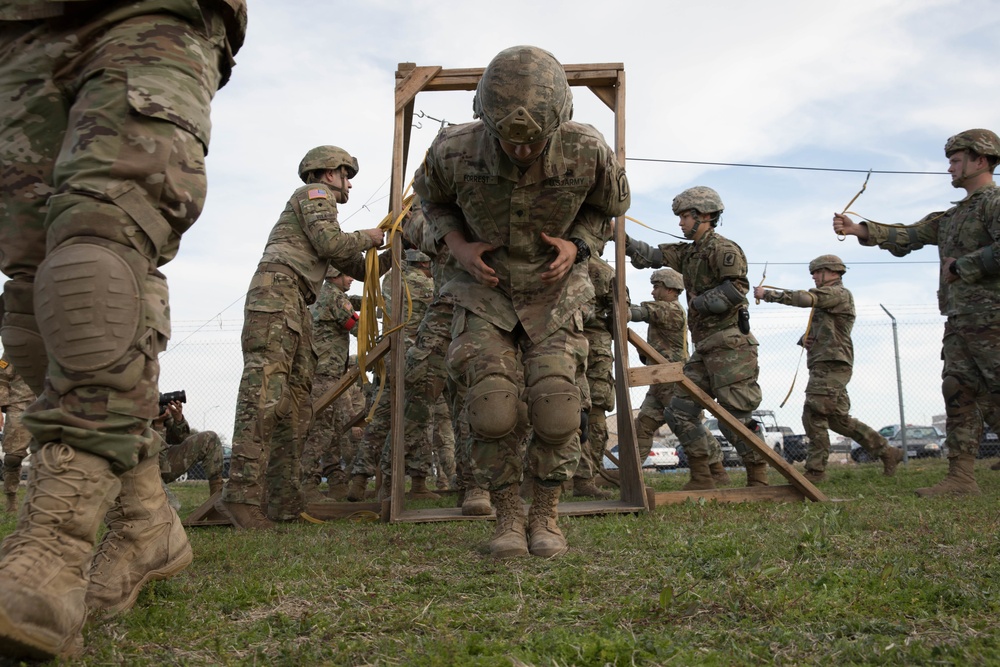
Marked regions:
[851,425,944,462]
[779,426,810,463]
[979,428,999,459]
[604,442,679,472]
[704,410,785,467]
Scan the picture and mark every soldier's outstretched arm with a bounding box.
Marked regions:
[623,235,664,269]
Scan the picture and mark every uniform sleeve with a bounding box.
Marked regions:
[584,147,631,218]
[0,359,11,407]
[861,210,943,257]
[413,142,467,242]
[164,417,191,446]
[295,188,376,265]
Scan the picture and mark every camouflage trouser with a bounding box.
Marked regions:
[378,293,454,479]
[941,314,1000,457]
[635,383,725,467]
[0,10,227,470]
[159,431,224,484]
[1,404,31,494]
[223,276,316,520]
[448,309,588,489]
[302,374,354,487]
[578,326,614,479]
[802,361,886,471]
[374,374,435,479]
[430,394,456,485]
[670,328,762,464]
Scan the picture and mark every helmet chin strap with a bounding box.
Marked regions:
[952,153,990,188]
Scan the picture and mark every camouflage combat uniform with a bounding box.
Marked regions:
[859,182,1000,458]
[579,257,616,481]
[415,119,631,490]
[629,296,689,461]
[0,1,245,657]
[429,394,457,489]
[223,184,377,519]
[301,277,359,491]
[626,229,763,466]
[759,278,889,472]
[155,416,224,485]
[364,262,436,480]
[0,355,34,503]
[0,0,244,467]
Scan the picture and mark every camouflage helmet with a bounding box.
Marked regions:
[298,145,359,183]
[944,129,1000,158]
[671,186,724,216]
[808,254,846,274]
[325,265,342,279]
[650,268,684,291]
[473,45,573,145]
[404,249,431,263]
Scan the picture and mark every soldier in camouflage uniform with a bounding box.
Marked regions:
[154,400,225,496]
[624,186,770,488]
[0,354,35,513]
[218,146,386,529]
[430,395,457,490]
[835,128,1000,497]
[301,267,360,503]
[382,198,503,515]
[575,240,616,499]
[349,249,440,501]
[0,1,245,658]
[755,255,904,482]
[628,268,730,489]
[415,45,631,558]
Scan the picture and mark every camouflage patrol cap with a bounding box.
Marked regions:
[671,186,724,216]
[651,268,684,291]
[473,45,573,145]
[808,254,846,274]
[944,129,1000,158]
[298,145,359,183]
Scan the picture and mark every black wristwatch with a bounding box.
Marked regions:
[570,238,591,264]
[949,261,961,277]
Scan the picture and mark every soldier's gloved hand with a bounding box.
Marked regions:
[628,304,647,322]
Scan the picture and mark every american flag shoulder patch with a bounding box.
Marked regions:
[307,188,328,200]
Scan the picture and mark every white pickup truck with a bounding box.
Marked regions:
[704,409,785,466]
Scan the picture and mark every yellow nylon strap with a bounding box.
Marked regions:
[356,187,417,421]
[779,307,816,408]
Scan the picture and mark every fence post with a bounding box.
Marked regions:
[880,305,908,463]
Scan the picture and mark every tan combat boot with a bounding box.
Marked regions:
[86,457,193,616]
[880,446,904,477]
[300,478,328,505]
[746,462,770,487]
[709,461,731,486]
[803,469,827,483]
[208,476,224,497]
[682,456,716,491]
[462,486,492,516]
[915,454,981,498]
[573,476,613,499]
[345,474,368,502]
[527,480,568,558]
[215,498,275,530]
[406,476,440,500]
[490,484,528,558]
[0,443,121,660]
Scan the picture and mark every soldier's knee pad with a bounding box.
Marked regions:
[35,241,160,394]
[1,281,48,395]
[527,376,582,445]
[942,375,977,416]
[467,375,519,439]
[635,413,661,439]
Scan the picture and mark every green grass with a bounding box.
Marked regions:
[2,458,1000,666]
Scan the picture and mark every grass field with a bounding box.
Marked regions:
[1,457,999,666]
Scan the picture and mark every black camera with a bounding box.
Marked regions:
[158,390,186,412]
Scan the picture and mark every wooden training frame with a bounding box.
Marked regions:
[300,56,826,526]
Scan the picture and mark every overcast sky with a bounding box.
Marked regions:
[152,0,998,442]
